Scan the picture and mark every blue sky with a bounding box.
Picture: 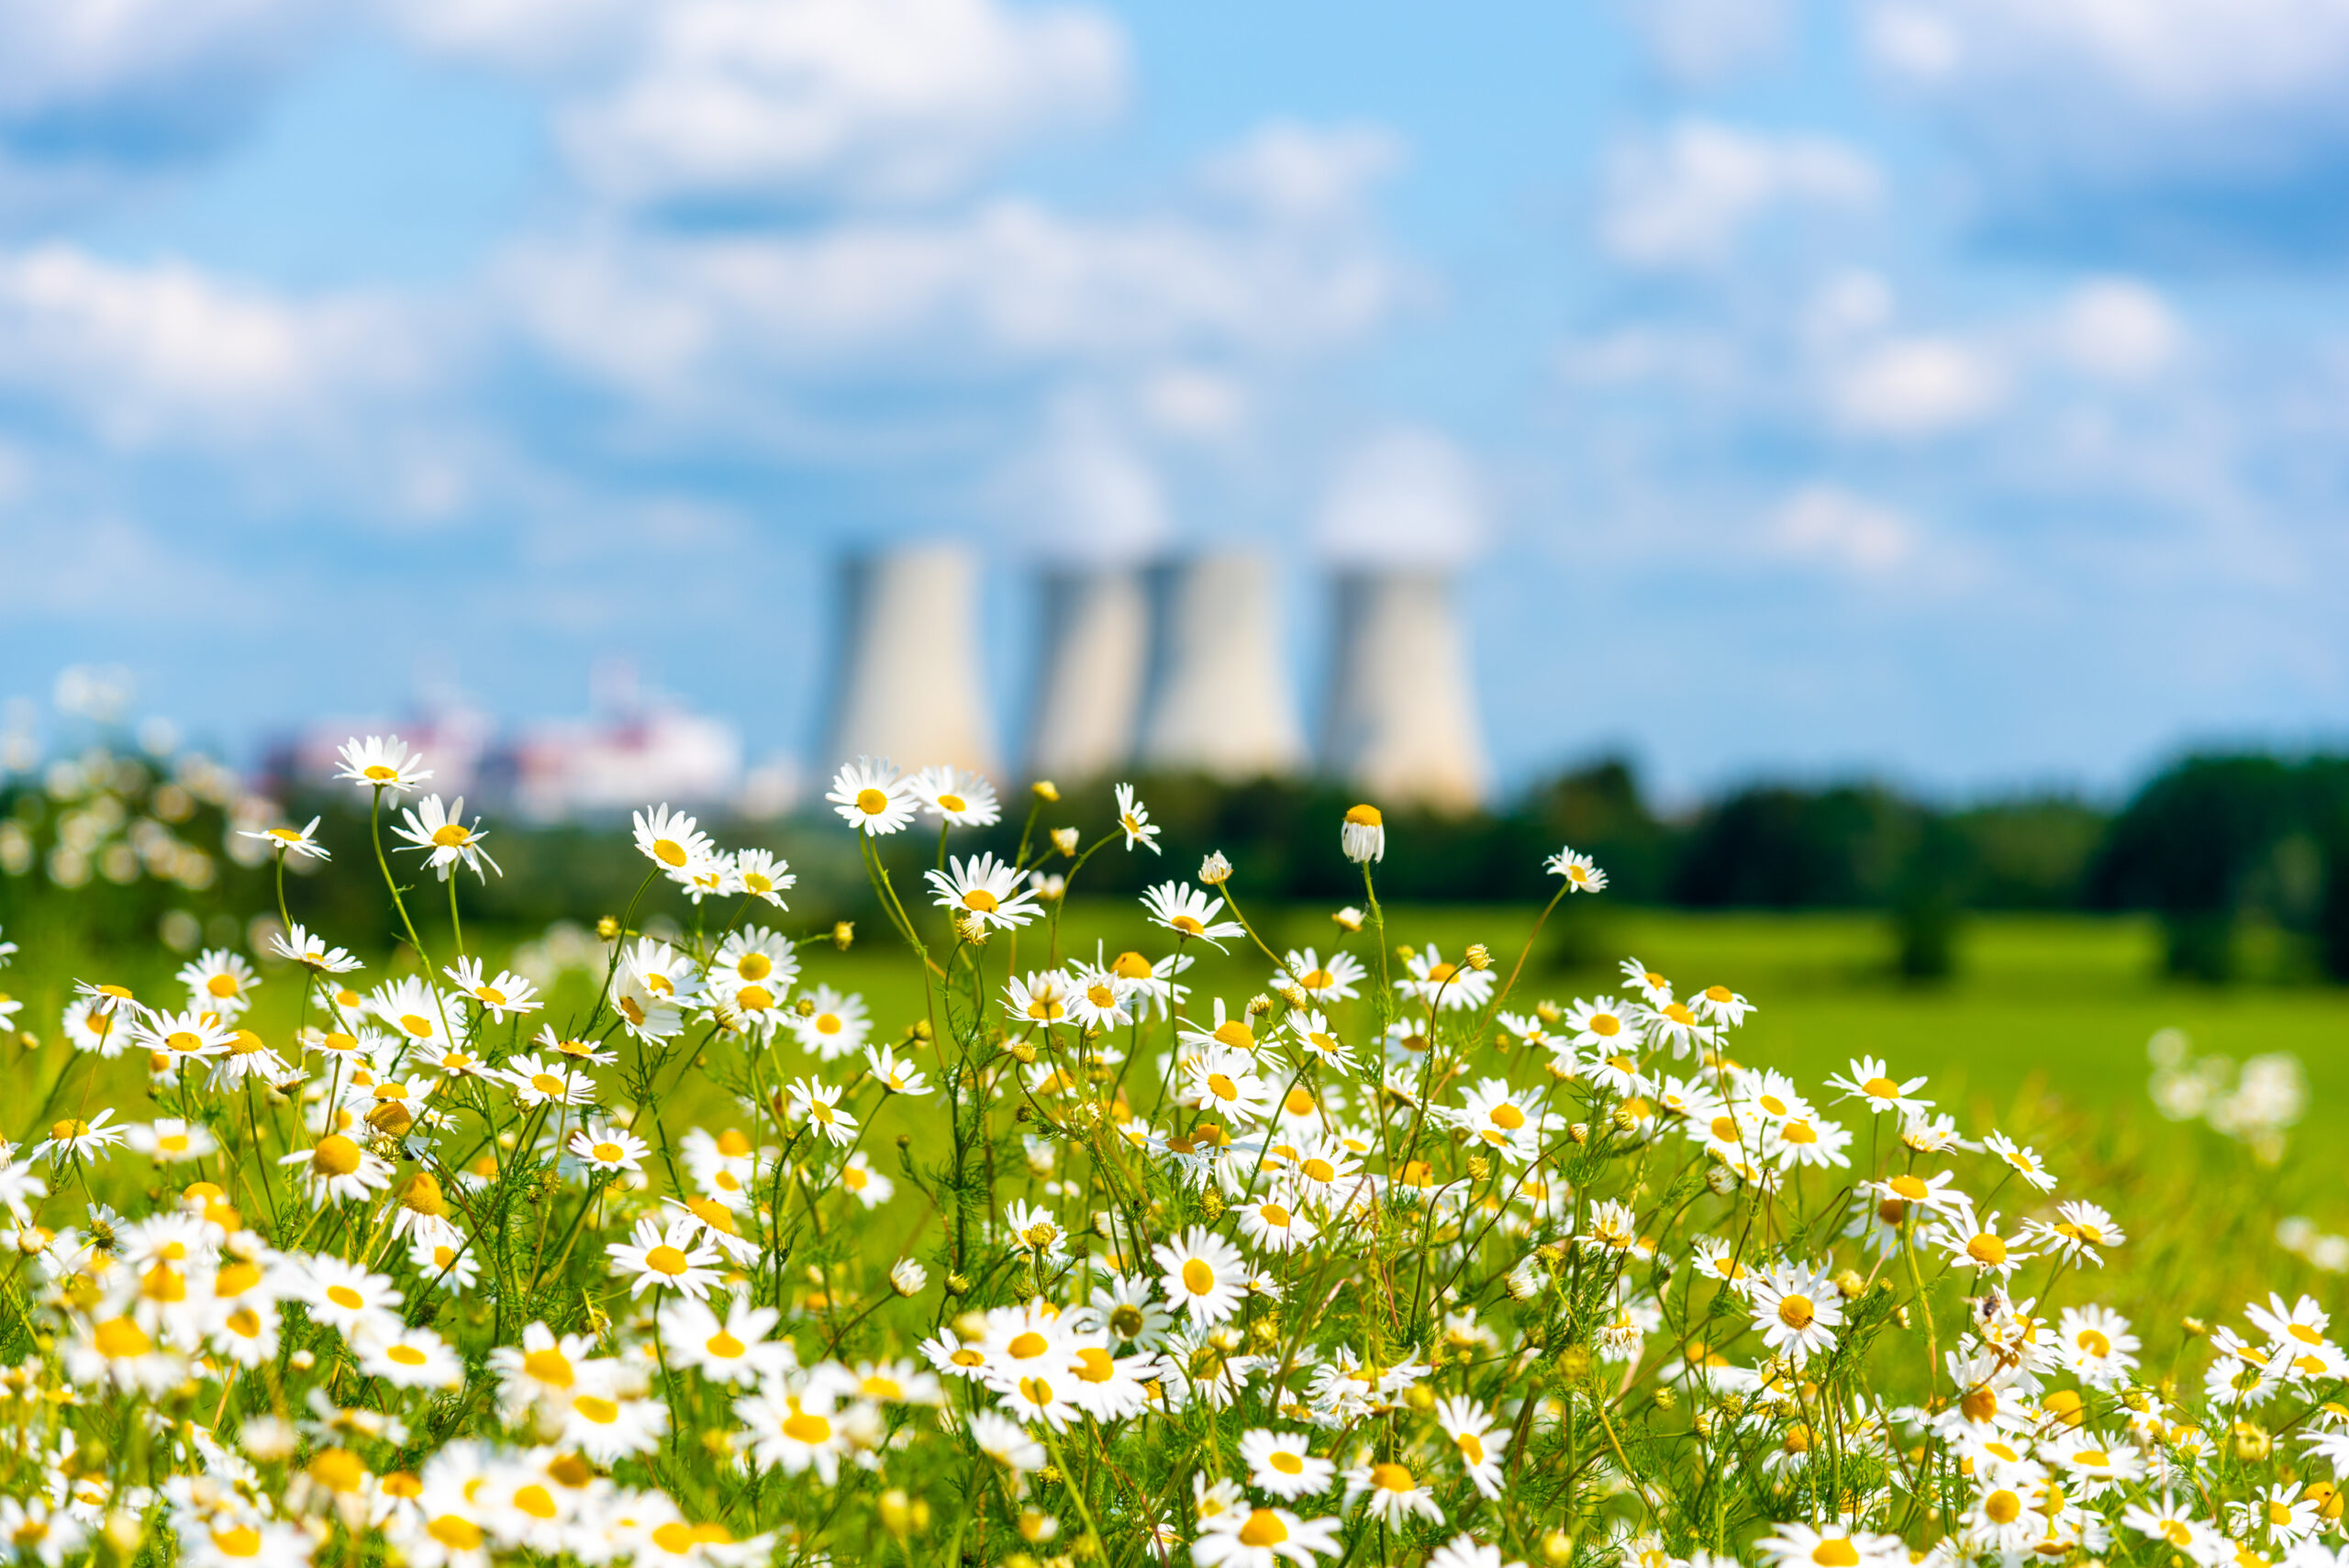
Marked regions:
[2,0,2345,803]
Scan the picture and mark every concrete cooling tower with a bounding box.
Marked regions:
[1320,567,1488,812]
[823,545,996,777]
[1025,566,1149,783]
[1137,553,1307,780]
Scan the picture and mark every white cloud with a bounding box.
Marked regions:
[1011,401,1169,562]
[1865,0,2349,198]
[556,0,1125,206]
[2054,277,2181,382]
[1598,120,1880,269]
[1766,484,1922,574]
[0,244,421,445]
[1198,122,1402,223]
[1317,426,1486,565]
[1868,0,2349,111]
[1614,0,1794,84]
[1828,334,2008,437]
[507,191,1409,402]
[0,0,312,121]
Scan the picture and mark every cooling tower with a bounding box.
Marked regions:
[1026,566,1149,782]
[1320,568,1488,812]
[1137,553,1307,779]
[823,545,996,776]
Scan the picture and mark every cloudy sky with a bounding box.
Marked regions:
[2,0,2344,800]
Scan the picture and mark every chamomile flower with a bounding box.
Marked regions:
[357,1324,464,1390]
[1545,844,1607,890]
[277,1132,394,1206]
[1113,782,1161,853]
[392,795,500,882]
[1345,1462,1444,1526]
[1155,1227,1247,1325]
[733,848,796,907]
[662,1294,794,1385]
[1341,803,1385,863]
[1241,1429,1336,1500]
[1143,882,1244,949]
[240,817,329,861]
[1749,1262,1843,1367]
[271,922,364,974]
[1828,1057,1932,1116]
[864,1041,931,1097]
[788,985,868,1060]
[786,1078,858,1146]
[1234,1194,1317,1252]
[632,804,715,873]
[337,734,432,794]
[179,943,262,1018]
[1194,1503,1343,1568]
[1279,948,1364,1005]
[503,1052,596,1109]
[1983,1131,2058,1193]
[32,1108,129,1163]
[926,852,1040,931]
[1754,1524,1908,1568]
[125,1118,217,1163]
[1434,1396,1508,1498]
[1397,946,1494,1012]
[61,995,132,1057]
[2023,1202,2126,1267]
[443,958,540,1021]
[911,766,1000,826]
[606,1215,724,1300]
[567,1124,650,1176]
[827,758,918,835]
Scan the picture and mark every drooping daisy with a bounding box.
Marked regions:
[1341,803,1385,863]
[827,758,918,836]
[1154,1226,1247,1325]
[337,735,432,794]
[926,852,1041,931]
[1112,783,1161,853]
[1142,882,1244,950]
[391,795,500,882]
[271,922,364,974]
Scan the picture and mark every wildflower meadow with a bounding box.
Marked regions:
[0,737,2342,1568]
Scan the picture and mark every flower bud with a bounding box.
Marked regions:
[1464,943,1492,972]
[1031,780,1060,802]
[1198,851,1232,885]
[1331,906,1364,932]
[1052,828,1079,857]
[832,920,855,951]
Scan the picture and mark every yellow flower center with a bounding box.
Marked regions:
[855,788,889,815]
[1777,1295,1815,1329]
[430,823,470,847]
[1239,1510,1289,1547]
[1182,1259,1216,1295]
[644,1246,691,1276]
[312,1135,364,1176]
